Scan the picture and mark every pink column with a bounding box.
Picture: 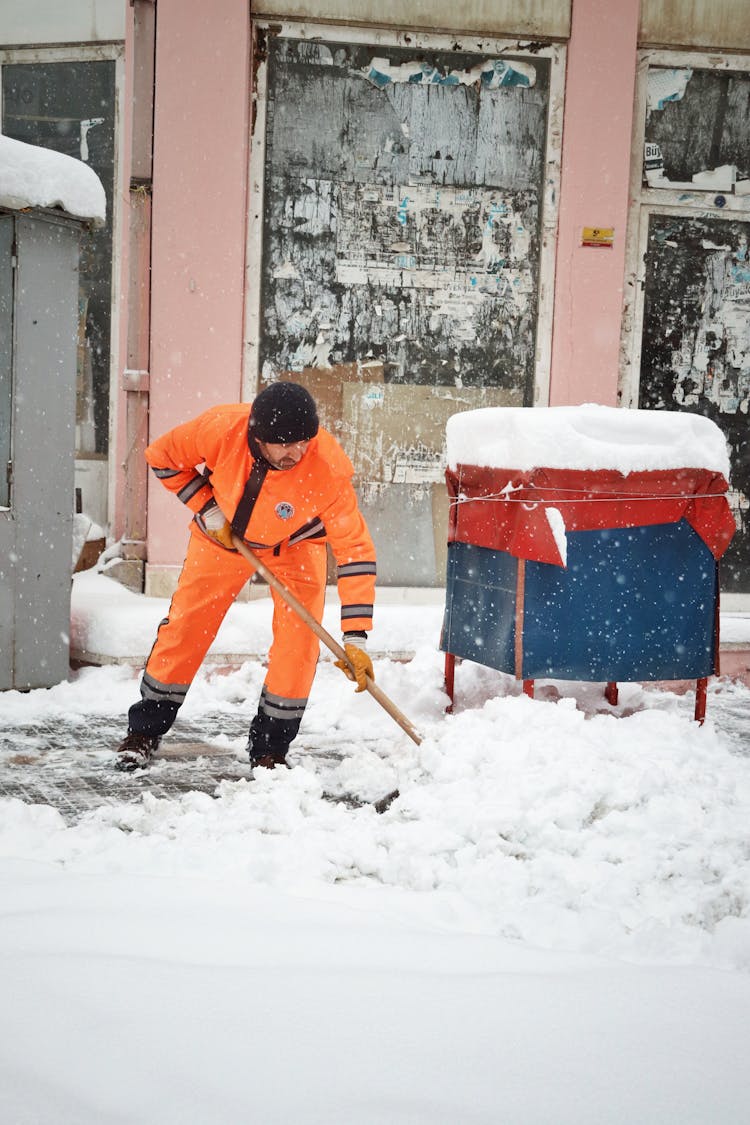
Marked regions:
[147,0,250,568]
[549,0,640,406]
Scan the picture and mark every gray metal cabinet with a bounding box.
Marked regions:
[0,209,82,689]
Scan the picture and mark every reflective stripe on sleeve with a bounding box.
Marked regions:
[341,604,374,620]
[177,474,209,504]
[337,560,376,578]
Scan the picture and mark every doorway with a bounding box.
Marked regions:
[622,52,750,598]
[246,24,563,584]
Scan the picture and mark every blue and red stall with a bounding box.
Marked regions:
[440,407,736,720]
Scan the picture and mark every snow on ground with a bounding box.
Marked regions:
[2,573,750,1122]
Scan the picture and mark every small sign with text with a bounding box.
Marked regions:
[581,226,614,248]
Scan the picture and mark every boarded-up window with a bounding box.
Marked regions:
[643,67,750,188]
[2,60,116,457]
[255,31,554,584]
[639,214,750,592]
[634,62,750,595]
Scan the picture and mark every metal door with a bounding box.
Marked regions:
[0,215,14,689]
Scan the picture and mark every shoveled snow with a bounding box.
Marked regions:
[0,133,106,223]
[2,569,750,1122]
[446,404,732,476]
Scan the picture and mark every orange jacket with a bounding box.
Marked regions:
[145,404,376,631]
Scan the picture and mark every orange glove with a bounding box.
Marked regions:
[205,519,235,550]
[335,639,373,693]
[200,504,236,551]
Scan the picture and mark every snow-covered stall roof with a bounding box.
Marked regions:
[446,404,731,478]
[0,133,106,225]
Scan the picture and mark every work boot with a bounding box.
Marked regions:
[247,743,288,771]
[247,710,294,771]
[114,731,160,772]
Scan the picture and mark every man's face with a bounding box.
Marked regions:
[257,439,310,470]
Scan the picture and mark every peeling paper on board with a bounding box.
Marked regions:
[392,450,445,484]
[644,144,737,193]
[647,67,693,112]
[334,182,533,312]
[362,57,536,90]
[362,387,384,409]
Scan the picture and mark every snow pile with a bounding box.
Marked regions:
[3,842,748,1125]
[2,654,750,972]
[446,404,731,476]
[0,133,106,224]
[2,651,750,1121]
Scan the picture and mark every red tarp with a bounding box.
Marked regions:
[446,465,736,568]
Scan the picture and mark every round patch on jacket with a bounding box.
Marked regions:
[275,501,295,520]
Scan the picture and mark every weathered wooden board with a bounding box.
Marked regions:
[260,36,549,398]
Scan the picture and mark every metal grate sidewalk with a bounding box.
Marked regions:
[0,714,392,822]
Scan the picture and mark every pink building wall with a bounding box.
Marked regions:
[549,0,640,407]
[131,0,642,572]
[146,0,250,567]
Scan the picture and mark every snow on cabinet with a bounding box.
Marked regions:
[440,405,736,720]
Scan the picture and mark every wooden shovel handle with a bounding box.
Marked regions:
[231,535,422,746]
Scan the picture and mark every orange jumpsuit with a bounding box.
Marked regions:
[128,404,376,751]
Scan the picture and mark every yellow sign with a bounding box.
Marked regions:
[581,227,614,248]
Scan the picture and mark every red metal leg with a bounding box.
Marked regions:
[695,677,707,724]
[605,681,619,706]
[523,679,535,699]
[444,652,456,714]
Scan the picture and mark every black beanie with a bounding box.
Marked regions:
[249,382,319,444]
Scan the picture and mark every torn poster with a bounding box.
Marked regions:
[647,67,693,113]
[363,57,536,90]
[260,35,549,397]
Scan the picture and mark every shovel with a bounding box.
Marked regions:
[231,534,423,809]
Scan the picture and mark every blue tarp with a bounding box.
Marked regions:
[441,520,717,682]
